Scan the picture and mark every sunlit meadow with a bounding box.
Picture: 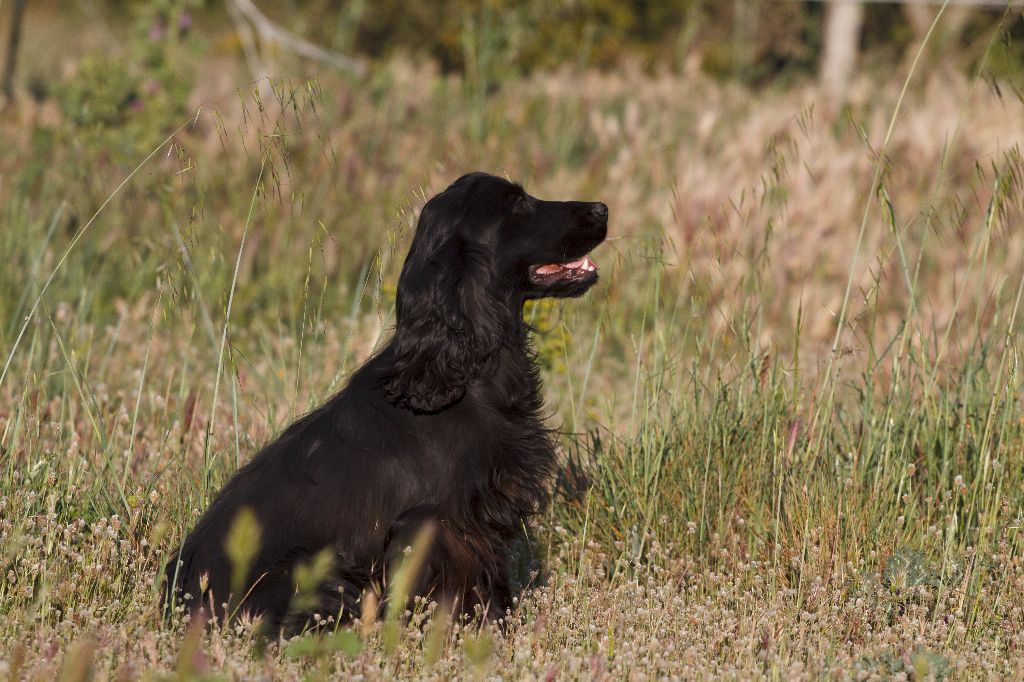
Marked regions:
[4,9,1024,680]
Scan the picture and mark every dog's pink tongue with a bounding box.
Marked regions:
[562,258,586,269]
[535,264,563,275]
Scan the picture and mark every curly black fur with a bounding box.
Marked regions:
[163,172,608,634]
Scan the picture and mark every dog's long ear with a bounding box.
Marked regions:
[380,193,506,412]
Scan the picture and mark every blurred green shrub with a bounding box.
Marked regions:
[320,0,775,75]
[55,0,198,160]
[525,299,570,376]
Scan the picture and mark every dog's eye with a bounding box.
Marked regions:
[510,194,534,215]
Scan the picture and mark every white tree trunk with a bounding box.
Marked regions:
[820,0,865,103]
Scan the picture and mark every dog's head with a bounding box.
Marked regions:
[381,172,608,411]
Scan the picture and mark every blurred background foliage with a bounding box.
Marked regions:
[238,0,1022,81]
[9,1,1024,91]
[6,0,1022,193]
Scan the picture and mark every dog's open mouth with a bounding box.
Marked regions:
[529,256,598,283]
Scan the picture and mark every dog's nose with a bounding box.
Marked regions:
[590,202,608,218]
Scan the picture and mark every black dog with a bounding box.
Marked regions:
[164,172,607,633]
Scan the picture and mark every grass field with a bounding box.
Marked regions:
[4,19,1024,679]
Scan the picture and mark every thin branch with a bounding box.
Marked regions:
[228,0,367,77]
[226,0,271,84]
